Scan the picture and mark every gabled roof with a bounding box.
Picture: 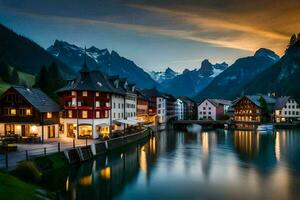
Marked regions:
[57,70,124,95]
[233,95,276,108]
[10,86,61,113]
[199,98,232,107]
[274,96,291,109]
[178,96,195,104]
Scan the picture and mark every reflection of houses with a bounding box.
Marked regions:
[197,99,232,120]
[0,86,61,142]
[273,97,300,123]
[136,90,157,124]
[232,95,276,130]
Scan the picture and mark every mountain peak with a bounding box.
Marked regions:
[254,48,280,61]
[198,59,214,77]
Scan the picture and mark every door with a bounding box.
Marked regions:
[48,126,55,138]
[67,124,74,138]
[21,125,30,137]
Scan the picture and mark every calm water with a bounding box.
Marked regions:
[63,129,300,200]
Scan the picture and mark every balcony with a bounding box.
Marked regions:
[95,106,111,110]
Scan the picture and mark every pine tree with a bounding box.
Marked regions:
[0,61,11,82]
[288,34,297,48]
[10,68,20,84]
[35,65,49,93]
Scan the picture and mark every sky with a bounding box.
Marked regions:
[0,0,299,72]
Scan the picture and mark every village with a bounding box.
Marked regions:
[0,58,299,150]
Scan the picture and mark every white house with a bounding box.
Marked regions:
[175,98,184,120]
[157,97,167,123]
[274,97,300,123]
[198,99,232,120]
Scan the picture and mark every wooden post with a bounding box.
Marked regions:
[85,138,88,146]
[44,147,46,156]
[58,142,61,152]
[41,114,45,143]
[73,138,75,148]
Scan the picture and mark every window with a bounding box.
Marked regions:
[82,91,88,97]
[47,112,52,119]
[71,91,76,96]
[82,111,88,118]
[113,112,116,118]
[68,110,72,118]
[209,107,211,110]
[208,112,211,114]
[95,101,100,107]
[203,107,206,110]
[105,111,108,118]
[118,113,120,118]
[96,92,99,97]
[113,103,116,108]
[10,109,16,116]
[96,111,100,118]
[26,109,31,116]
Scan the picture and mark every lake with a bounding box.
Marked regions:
[62,129,300,200]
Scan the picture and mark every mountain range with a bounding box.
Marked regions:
[149,67,178,84]
[153,60,228,97]
[47,40,158,89]
[194,48,280,101]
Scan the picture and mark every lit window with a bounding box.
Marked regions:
[96,111,100,118]
[47,112,52,118]
[95,101,100,107]
[10,109,16,115]
[82,111,88,118]
[82,91,88,97]
[26,109,31,116]
[96,92,99,97]
[68,110,72,118]
[71,91,76,96]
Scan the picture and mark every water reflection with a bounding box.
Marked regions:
[62,129,300,200]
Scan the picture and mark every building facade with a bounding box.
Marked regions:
[175,98,184,120]
[232,95,276,129]
[0,86,61,142]
[178,96,197,120]
[198,99,231,120]
[274,97,300,123]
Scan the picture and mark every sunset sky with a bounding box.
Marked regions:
[0,0,299,72]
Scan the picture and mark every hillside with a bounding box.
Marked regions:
[244,37,300,100]
[194,48,280,101]
[0,24,74,77]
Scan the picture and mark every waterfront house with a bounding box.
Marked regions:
[232,95,276,129]
[0,86,61,142]
[141,88,167,124]
[163,94,177,121]
[57,63,124,139]
[273,96,300,123]
[175,98,184,120]
[198,99,232,120]
[178,96,197,120]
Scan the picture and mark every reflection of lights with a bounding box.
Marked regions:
[100,167,111,180]
[149,137,156,156]
[140,145,148,173]
[120,153,123,159]
[202,132,209,156]
[275,131,280,161]
[79,175,92,186]
[66,176,69,191]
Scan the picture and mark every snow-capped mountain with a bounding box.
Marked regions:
[47,40,158,89]
[195,48,280,100]
[159,60,228,97]
[149,67,178,84]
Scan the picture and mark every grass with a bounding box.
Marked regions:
[0,69,35,95]
[0,171,38,200]
[34,152,68,171]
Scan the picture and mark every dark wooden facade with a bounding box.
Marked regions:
[0,88,60,126]
[233,97,262,129]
